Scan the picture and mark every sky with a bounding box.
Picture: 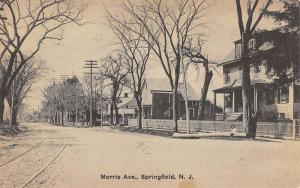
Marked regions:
[24,0,282,111]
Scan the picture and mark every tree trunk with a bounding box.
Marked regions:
[241,32,256,138]
[0,94,5,123]
[134,93,143,129]
[172,88,178,132]
[86,112,89,126]
[55,111,58,124]
[183,75,190,134]
[11,110,17,126]
[61,110,64,125]
[198,70,213,120]
[138,108,142,128]
[114,101,119,125]
[110,103,114,125]
[137,102,142,129]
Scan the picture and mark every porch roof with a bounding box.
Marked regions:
[213,79,271,93]
[213,80,241,93]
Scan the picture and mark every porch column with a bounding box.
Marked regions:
[223,93,225,113]
[232,91,235,113]
[292,81,295,119]
[255,86,258,111]
[213,92,216,120]
[253,85,257,111]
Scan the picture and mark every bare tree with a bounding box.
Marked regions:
[107,0,208,132]
[0,0,86,123]
[235,0,272,138]
[101,54,129,125]
[182,37,215,120]
[107,15,151,129]
[7,57,46,126]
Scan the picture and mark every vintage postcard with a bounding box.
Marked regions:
[0,0,299,187]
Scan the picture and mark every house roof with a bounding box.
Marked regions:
[218,49,238,67]
[178,83,199,101]
[142,79,199,105]
[218,29,287,67]
[117,97,136,108]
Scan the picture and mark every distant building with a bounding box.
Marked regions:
[213,29,300,121]
[141,79,218,120]
[103,92,137,125]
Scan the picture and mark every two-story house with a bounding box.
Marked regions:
[213,29,300,121]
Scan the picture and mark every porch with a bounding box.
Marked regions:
[213,80,260,121]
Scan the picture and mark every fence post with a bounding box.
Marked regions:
[293,119,296,140]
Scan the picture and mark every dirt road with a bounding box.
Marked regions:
[0,123,299,188]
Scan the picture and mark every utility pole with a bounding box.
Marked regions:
[71,70,78,126]
[100,81,103,126]
[84,60,98,127]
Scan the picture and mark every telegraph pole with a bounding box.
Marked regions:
[100,81,103,126]
[84,60,98,127]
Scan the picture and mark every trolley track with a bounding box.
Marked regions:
[21,136,67,188]
[0,140,44,168]
[0,132,67,188]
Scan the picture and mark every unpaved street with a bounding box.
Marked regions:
[0,123,299,188]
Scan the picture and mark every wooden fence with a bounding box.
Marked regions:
[127,119,300,138]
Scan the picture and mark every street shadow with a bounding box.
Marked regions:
[119,127,174,138]
[196,135,282,143]
[120,127,282,143]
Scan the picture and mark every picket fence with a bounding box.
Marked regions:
[127,119,300,138]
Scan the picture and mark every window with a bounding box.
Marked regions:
[266,90,275,105]
[224,70,231,84]
[235,43,242,58]
[224,93,232,108]
[248,38,256,50]
[124,93,128,98]
[189,108,194,119]
[192,101,197,106]
[278,85,289,104]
